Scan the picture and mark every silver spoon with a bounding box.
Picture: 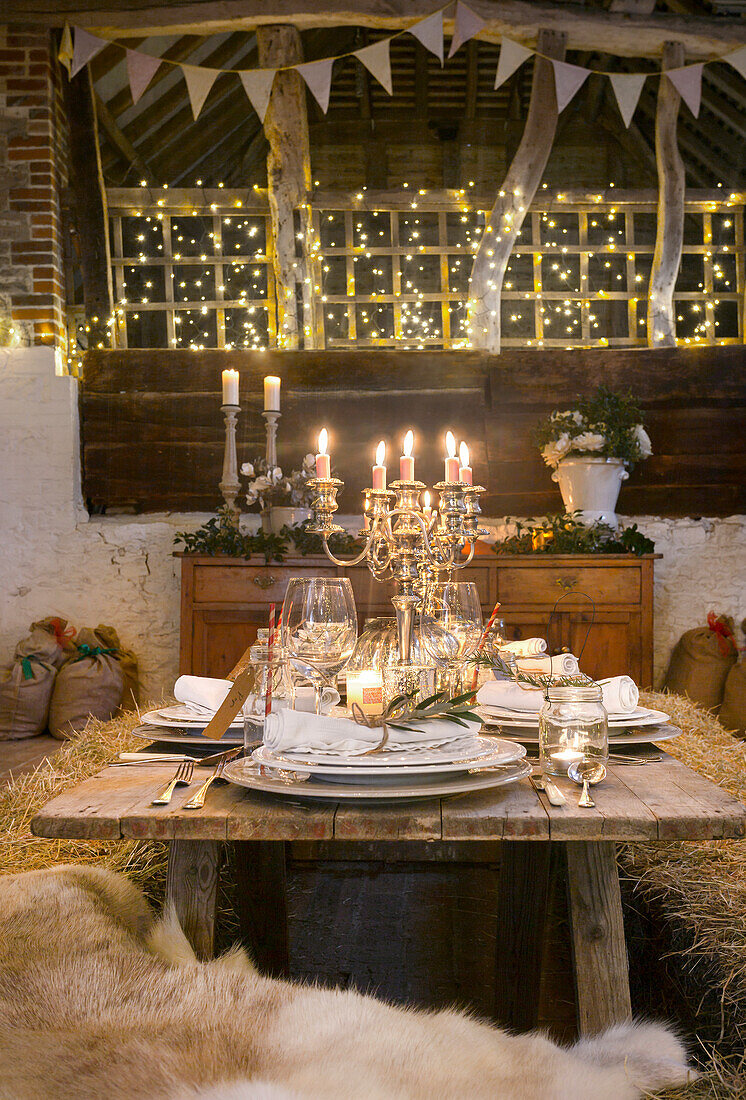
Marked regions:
[567,760,607,808]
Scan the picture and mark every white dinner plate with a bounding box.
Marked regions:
[260,735,519,770]
[142,707,244,730]
[480,723,682,748]
[133,724,243,746]
[477,706,670,728]
[223,757,533,801]
[252,737,526,780]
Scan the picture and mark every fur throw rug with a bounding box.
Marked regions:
[0,865,695,1100]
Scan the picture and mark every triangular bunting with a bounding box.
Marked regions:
[609,72,646,128]
[239,68,277,123]
[297,58,335,113]
[182,64,220,121]
[551,59,590,112]
[71,27,106,77]
[494,37,533,90]
[354,39,393,96]
[725,44,746,81]
[667,64,703,118]
[127,50,161,106]
[58,23,73,75]
[409,10,444,66]
[448,2,486,59]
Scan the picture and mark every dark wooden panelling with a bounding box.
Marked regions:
[81,348,745,516]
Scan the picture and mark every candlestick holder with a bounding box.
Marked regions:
[308,472,487,665]
[263,408,281,472]
[219,403,241,524]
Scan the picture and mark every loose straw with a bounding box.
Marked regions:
[470,599,502,691]
[265,602,276,718]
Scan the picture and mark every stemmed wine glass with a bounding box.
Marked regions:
[420,581,484,696]
[281,577,358,714]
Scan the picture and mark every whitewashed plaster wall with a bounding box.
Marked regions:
[1,347,744,700]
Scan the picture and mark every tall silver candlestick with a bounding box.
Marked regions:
[219,403,241,522]
[263,409,281,472]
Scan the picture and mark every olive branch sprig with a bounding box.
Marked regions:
[383,689,481,732]
[469,651,594,691]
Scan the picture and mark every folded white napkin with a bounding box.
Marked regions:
[292,685,340,713]
[510,653,580,677]
[478,674,639,715]
[500,638,547,657]
[174,675,231,715]
[262,709,482,756]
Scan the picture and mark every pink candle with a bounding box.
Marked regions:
[315,428,331,479]
[400,429,415,481]
[372,440,386,490]
[444,431,459,482]
[459,441,473,485]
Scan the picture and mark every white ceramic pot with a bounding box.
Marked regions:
[261,506,312,534]
[551,457,629,527]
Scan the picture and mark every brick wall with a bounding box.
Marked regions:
[0,25,66,351]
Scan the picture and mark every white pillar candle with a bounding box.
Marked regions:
[315,428,331,479]
[222,368,239,405]
[372,439,386,490]
[399,429,415,481]
[444,430,459,482]
[264,375,281,411]
[459,441,473,486]
[347,670,383,717]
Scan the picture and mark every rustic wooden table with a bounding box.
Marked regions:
[32,751,745,1037]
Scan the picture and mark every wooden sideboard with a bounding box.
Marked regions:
[178,553,656,686]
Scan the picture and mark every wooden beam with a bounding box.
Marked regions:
[257,24,312,348]
[468,29,565,351]
[24,1,746,58]
[65,67,114,345]
[648,41,685,347]
[95,92,154,183]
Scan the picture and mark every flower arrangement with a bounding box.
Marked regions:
[533,386,652,470]
[240,453,317,511]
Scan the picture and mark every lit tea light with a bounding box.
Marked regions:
[459,441,472,485]
[315,428,331,478]
[444,431,460,482]
[372,440,387,490]
[400,429,415,480]
[550,748,585,768]
[347,670,383,716]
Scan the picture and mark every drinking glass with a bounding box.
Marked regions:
[420,581,484,696]
[281,577,358,714]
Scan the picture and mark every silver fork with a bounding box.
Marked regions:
[151,760,194,805]
[184,757,228,810]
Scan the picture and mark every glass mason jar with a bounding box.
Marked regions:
[539,684,609,778]
[243,628,294,751]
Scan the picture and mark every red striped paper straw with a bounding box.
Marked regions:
[470,599,502,691]
[265,602,276,718]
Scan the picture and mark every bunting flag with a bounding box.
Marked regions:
[409,10,444,66]
[354,39,393,95]
[72,28,106,77]
[126,50,161,105]
[448,2,485,59]
[239,68,276,123]
[58,24,73,76]
[494,37,532,90]
[609,72,646,128]
[726,44,746,80]
[667,64,703,117]
[182,64,220,120]
[551,59,591,112]
[297,58,335,113]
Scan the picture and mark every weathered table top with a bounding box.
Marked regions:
[31,751,746,845]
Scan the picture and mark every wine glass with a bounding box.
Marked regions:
[420,581,484,696]
[281,577,358,714]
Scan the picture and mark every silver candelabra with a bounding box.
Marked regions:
[308,474,486,664]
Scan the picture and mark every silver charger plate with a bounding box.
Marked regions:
[477,705,670,728]
[222,757,532,801]
[480,722,682,748]
[133,724,243,746]
[141,707,244,730]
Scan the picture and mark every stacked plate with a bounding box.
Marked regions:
[135,706,243,746]
[222,735,531,801]
[477,704,677,747]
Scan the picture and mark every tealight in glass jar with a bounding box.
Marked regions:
[539,684,609,778]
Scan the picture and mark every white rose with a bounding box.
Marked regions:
[634,424,652,457]
[302,453,316,470]
[252,475,273,492]
[572,431,606,452]
[270,466,284,483]
[571,410,584,425]
[240,462,255,477]
[245,489,258,505]
[541,432,572,467]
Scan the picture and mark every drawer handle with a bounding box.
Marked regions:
[253,574,279,590]
[556,577,578,592]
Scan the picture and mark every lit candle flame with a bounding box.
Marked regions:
[376,439,386,466]
[445,430,456,458]
[403,429,414,457]
[318,428,328,455]
[423,490,431,509]
[459,441,469,467]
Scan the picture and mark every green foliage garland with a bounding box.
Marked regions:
[174,509,362,564]
[493,512,655,556]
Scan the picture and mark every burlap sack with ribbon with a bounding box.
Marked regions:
[663,612,738,712]
[29,616,77,667]
[720,624,746,735]
[0,628,61,740]
[48,626,130,740]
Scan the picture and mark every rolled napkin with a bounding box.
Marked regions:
[292,686,340,714]
[262,709,482,756]
[511,653,580,677]
[597,675,639,714]
[500,638,547,657]
[174,675,231,715]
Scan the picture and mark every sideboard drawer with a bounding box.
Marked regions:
[193,565,335,604]
[497,565,640,606]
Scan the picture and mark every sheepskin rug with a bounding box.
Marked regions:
[0,865,695,1100]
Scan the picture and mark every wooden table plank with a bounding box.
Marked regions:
[333,797,443,841]
[441,779,549,840]
[543,767,659,842]
[124,779,247,840]
[226,790,336,841]
[30,768,170,839]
